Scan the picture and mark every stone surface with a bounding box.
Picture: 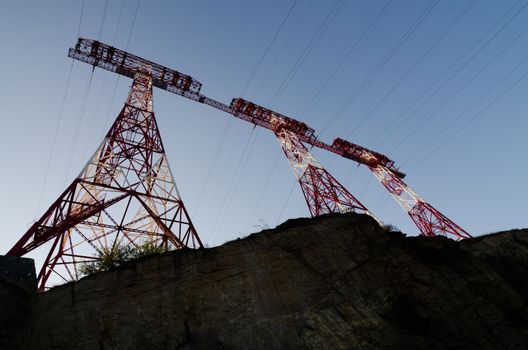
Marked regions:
[4,213,528,349]
[0,256,35,350]
[0,255,36,291]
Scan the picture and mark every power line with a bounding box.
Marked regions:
[351,0,475,143]
[77,0,85,37]
[35,1,85,216]
[276,178,298,225]
[197,1,301,231]
[268,0,345,107]
[101,0,141,135]
[238,0,344,231]
[192,117,231,211]
[375,0,525,150]
[81,0,117,160]
[215,129,262,234]
[63,69,94,186]
[241,0,299,97]
[391,8,528,154]
[246,149,282,227]
[125,0,141,50]
[405,51,528,171]
[299,0,392,119]
[35,60,75,217]
[98,0,109,40]
[370,0,476,146]
[319,0,439,139]
[244,1,313,229]
[250,0,313,101]
[208,127,257,236]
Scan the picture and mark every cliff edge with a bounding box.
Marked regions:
[4,213,528,349]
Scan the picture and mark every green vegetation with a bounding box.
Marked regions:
[78,240,167,276]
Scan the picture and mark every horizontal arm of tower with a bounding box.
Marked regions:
[369,164,472,239]
[68,38,202,95]
[69,38,404,177]
[7,183,130,256]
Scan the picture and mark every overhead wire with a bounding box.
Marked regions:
[322,0,441,194]
[214,128,262,234]
[63,0,112,184]
[390,6,528,154]
[194,0,298,216]
[244,1,313,228]
[351,0,475,143]
[369,0,476,146]
[299,0,392,119]
[246,149,283,227]
[409,68,528,173]
[276,179,298,225]
[250,0,313,101]
[98,0,109,40]
[63,0,113,184]
[63,68,95,185]
[295,0,393,194]
[240,0,299,97]
[36,60,75,217]
[264,0,345,222]
[35,0,85,216]
[405,46,528,171]
[268,0,345,107]
[208,127,257,236]
[204,1,307,236]
[82,0,117,160]
[374,0,524,150]
[318,0,439,139]
[101,0,140,134]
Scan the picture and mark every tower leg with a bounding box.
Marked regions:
[370,165,471,239]
[7,71,202,290]
[275,128,377,220]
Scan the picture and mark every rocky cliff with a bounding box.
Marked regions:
[4,213,528,349]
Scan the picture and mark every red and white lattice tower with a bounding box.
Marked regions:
[331,138,471,239]
[274,127,377,219]
[7,70,202,290]
[370,165,471,239]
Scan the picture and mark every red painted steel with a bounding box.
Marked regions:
[274,127,372,217]
[7,71,202,290]
[65,38,471,239]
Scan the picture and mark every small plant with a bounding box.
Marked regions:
[382,224,400,233]
[253,219,270,230]
[129,240,166,259]
[78,240,167,277]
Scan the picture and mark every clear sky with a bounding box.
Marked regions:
[1,0,527,265]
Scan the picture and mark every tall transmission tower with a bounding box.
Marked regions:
[8,37,473,291]
[333,139,471,239]
[231,98,375,218]
[63,38,469,240]
[7,67,202,290]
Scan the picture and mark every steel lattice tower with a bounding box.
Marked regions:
[7,70,202,290]
[275,128,375,219]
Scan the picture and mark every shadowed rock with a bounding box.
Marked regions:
[3,213,528,349]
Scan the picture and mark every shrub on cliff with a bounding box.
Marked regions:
[78,240,166,276]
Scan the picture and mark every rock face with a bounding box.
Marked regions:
[4,213,528,349]
[0,256,35,350]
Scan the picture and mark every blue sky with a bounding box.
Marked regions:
[1,0,527,262]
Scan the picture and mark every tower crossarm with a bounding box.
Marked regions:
[329,138,405,178]
[68,38,471,240]
[68,38,202,96]
[368,165,472,240]
[69,38,401,176]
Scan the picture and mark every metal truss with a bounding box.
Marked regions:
[275,128,377,219]
[371,165,471,239]
[7,71,202,290]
